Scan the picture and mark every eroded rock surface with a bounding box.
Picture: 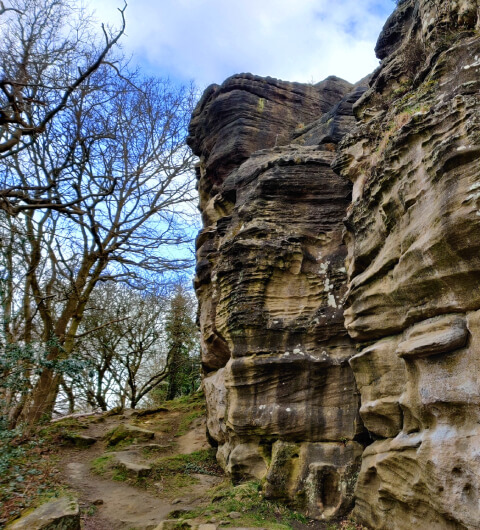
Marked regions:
[189,74,366,520]
[335,0,480,527]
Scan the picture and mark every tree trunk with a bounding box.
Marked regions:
[8,391,30,429]
[96,393,108,411]
[61,378,76,414]
[22,368,60,425]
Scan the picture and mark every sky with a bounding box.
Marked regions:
[85,0,396,90]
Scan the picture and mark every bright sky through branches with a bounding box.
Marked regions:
[85,0,396,88]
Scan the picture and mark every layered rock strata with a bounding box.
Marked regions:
[188,74,366,520]
[335,0,480,527]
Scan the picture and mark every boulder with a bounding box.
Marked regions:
[63,433,97,447]
[264,440,363,520]
[6,497,80,529]
[112,451,152,477]
[105,424,155,446]
[203,368,227,445]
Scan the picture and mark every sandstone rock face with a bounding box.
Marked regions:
[189,73,352,206]
[335,0,480,527]
[189,74,365,520]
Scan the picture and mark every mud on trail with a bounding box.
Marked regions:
[56,396,223,529]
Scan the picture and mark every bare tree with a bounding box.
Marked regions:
[116,293,170,409]
[65,283,129,412]
[68,284,171,411]
[57,282,200,413]
[0,0,126,213]
[0,61,198,426]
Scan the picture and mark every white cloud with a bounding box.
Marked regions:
[85,0,395,87]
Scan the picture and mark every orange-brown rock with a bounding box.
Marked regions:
[335,0,480,527]
[188,74,366,520]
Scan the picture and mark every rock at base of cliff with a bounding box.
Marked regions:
[203,368,227,445]
[264,441,363,521]
[6,497,80,529]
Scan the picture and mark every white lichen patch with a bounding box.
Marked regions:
[324,276,332,291]
[328,293,337,308]
[463,57,480,70]
[465,191,480,202]
[469,181,480,191]
[319,261,330,274]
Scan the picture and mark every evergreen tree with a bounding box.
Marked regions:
[164,287,199,400]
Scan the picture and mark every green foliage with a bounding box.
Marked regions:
[148,391,205,436]
[37,417,84,440]
[0,423,27,480]
[0,343,34,394]
[90,455,127,482]
[90,455,114,476]
[151,448,222,478]
[0,326,86,426]
[0,423,65,526]
[180,480,308,529]
[112,467,129,482]
[164,286,200,401]
[175,410,204,437]
[164,391,206,411]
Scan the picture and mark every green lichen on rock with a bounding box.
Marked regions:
[104,424,155,448]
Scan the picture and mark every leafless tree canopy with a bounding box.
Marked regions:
[0,0,126,213]
[0,0,200,427]
[57,283,199,413]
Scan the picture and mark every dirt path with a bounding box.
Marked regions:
[57,406,222,530]
[65,458,174,529]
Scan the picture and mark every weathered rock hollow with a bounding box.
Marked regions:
[188,0,480,527]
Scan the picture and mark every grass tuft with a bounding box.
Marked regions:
[151,448,222,478]
[178,480,309,529]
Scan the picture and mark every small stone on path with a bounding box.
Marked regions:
[113,451,152,477]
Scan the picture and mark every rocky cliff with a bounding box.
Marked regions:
[188,74,368,519]
[189,0,480,527]
[336,0,480,528]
